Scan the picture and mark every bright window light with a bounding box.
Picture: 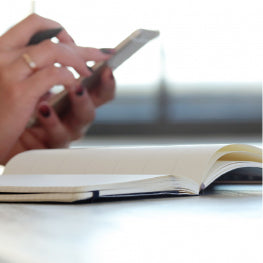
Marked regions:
[1,0,262,91]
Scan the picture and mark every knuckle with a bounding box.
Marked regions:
[25,14,63,36]
[40,39,56,51]
[26,13,45,26]
[27,13,39,22]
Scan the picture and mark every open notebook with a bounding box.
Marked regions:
[0,144,261,202]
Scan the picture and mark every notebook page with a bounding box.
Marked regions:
[4,145,225,185]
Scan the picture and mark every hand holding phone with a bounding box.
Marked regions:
[27,29,160,127]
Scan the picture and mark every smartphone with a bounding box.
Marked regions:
[28,29,160,127]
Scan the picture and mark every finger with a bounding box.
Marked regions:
[0,66,75,137]
[0,14,74,50]
[76,47,115,62]
[19,129,46,150]
[10,40,91,80]
[90,67,116,107]
[19,66,76,100]
[39,91,53,102]
[63,84,95,136]
[2,45,112,81]
[37,102,71,148]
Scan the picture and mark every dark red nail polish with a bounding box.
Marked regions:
[75,85,84,96]
[39,104,51,118]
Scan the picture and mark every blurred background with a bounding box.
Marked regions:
[1,0,262,146]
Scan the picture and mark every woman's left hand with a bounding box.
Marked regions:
[4,66,115,163]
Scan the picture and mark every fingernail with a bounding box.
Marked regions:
[100,48,115,54]
[39,104,51,118]
[75,85,84,96]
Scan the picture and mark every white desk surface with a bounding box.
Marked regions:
[0,184,262,263]
[0,137,261,262]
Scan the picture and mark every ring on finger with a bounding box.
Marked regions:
[22,53,38,73]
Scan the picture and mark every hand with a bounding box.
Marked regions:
[0,14,115,164]
[4,66,115,161]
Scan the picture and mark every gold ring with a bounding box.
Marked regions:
[22,53,38,73]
